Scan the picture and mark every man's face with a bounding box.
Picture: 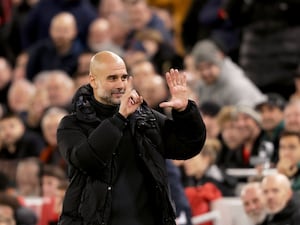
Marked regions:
[279,135,300,166]
[262,177,290,214]
[242,188,267,224]
[221,121,242,149]
[50,16,77,49]
[197,62,220,85]
[42,175,61,197]
[0,117,24,146]
[91,60,129,105]
[258,104,283,131]
[284,104,300,132]
[235,113,260,142]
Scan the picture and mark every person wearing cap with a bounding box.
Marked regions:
[191,39,266,107]
[255,93,286,163]
[232,105,275,168]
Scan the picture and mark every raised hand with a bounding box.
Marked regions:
[159,69,188,112]
[119,76,143,118]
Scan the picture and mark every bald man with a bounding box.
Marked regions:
[57,51,206,225]
[261,173,300,224]
[240,182,268,225]
[26,12,83,80]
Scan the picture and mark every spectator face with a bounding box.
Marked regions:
[258,104,283,132]
[262,175,292,214]
[46,72,74,108]
[42,114,62,146]
[42,175,60,197]
[50,13,77,50]
[123,0,150,30]
[197,62,220,85]
[235,113,260,142]
[8,80,35,113]
[284,102,300,132]
[16,160,41,196]
[0,58,12,89]
[98,0,124,18]
[221,120,242,150]
[0,117,24,146]
[279,134,300,167]
[0,205,15,225]
[241,186,267,224]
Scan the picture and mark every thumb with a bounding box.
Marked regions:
[159,101,172,108]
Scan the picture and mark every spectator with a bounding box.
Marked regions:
[240,182,268,225]
[130,60,157,87]
[276,131,300,194]
[15,157,42,197]
[216,105,244,169]
[261,173,300,224]
[26,12,83,80]
[134,28,183,74]
[21,0,97,49]
[0,192,37,225]
[24,89,50,135]
[255,93,286,163]
[283,100,300,133]
[7,79,35,119]
[86,18,124,56]
[39,107,68,170]
[98,0,124,19]
[232,105,275,168]
[107,11,131,49]
[122,0,173,50]
[191,39,265,107]
[45,70,75,111]
[38,165,67,225]
[135,74,169,114]
[182,138,237,196]
[0,113,45,161]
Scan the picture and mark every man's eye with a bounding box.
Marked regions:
[121,75,129,81]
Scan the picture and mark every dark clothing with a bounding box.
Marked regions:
[225,0,300,98]
[26,38,83,80]
[0,130,45,160]
[219,131,276,169]
[166,159,192,225]
[266,194,300,225]
[21,0,97,49]
[57,85,206,225]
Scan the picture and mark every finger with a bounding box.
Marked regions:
[169,68,177,86]
[125,76,133,94]
[159,101,172,108]
[165,72,172,88]
[180,71,187,86]
[174,69,180,85]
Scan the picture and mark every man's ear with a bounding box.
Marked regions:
[89,74,97,89]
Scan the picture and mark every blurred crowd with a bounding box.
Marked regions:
[1,0,300,225]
